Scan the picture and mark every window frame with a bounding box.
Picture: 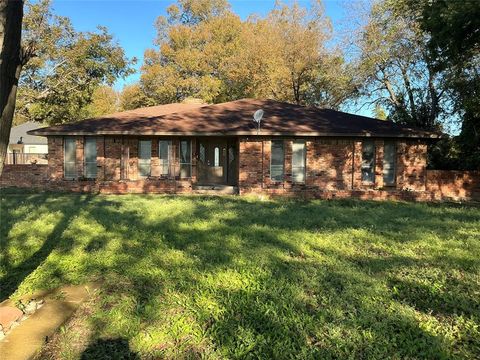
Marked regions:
[270,140,285,182]
[138,139,152,178]
[383,141,396,186]
[84,137,97,179]
[64,137,77,180]
[179,139,192,179]
[361,140,376,184]
[291,140,306,183]
[158,139,172,177]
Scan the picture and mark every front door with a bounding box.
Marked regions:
[198,139,227,184]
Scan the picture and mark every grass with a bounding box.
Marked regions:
[1,189,479,359]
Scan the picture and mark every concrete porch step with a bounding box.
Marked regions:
[193,185,239,195]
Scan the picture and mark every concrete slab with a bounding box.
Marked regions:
[0,283,99,360]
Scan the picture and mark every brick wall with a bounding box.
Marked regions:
[396,140,427,191]
[426,170,480,201]
[0,164,48,187]
[2,135,478,202]
[238,137,428,194]
[237,137,477,202]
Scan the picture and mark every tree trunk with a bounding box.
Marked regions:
[0,0,24,176]
[399,65,417,124]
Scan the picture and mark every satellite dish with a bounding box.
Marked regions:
[253,109,264,123]
[253,109,264,135]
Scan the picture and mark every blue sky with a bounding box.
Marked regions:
[52,0,349,88]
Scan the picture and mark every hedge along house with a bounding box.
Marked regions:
[28,98,441,198]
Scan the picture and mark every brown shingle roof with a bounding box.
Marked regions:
[28,99,441,139]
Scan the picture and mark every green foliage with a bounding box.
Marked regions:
[1,192,479,359]
[355,0,447,131]
[373,103,387,120]
[140,0,356,107]
[119,84,152,111]
[403,0,480,70]
[427,136,462,170]
[391,0,480,169]
[85,86,119,117]
[354,0,479,169]
[15,0,134,125]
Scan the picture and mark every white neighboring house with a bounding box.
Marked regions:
[7,122,48,164]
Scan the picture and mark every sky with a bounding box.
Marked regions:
[52,0,350,86]
[50,0,371,114]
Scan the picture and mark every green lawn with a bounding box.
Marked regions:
[1,190,479,359]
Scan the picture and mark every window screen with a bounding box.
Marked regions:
[292,140,306,183]
[84,137,97,178]
[64,137,76,179]
[361,140,375,183]
[138,140,152,177]
[270,140,284,182]
[383,141,396,185]
[179,140,191,178]
[159,140,171,176]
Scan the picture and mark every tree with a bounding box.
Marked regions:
[262,1,342,106]
[390,0,480,169]
[13,0,133,125]
[119,84,151,111]
[0,0,24,176]
[141,0,356,108]
[373,103,387,120]
[354,1,448,131]
[141,0,241,104]
[406,0,480,168]
[86,86,119,117]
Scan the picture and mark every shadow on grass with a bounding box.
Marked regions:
[2,193,479,358]
[0,193,94,301]
[81,338,139,360]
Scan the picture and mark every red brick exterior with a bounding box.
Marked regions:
[237,137,430,196]
[0,164,48,188]
[1,135,478,201]
[426,170,480,201]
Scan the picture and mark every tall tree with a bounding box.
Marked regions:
[0,0,24,176]
[142,0,240,103]
[141,0,356,108]
[15,0,133,125]
[401,0,480,168]
[354,0,448,131]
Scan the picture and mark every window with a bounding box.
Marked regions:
[138,140,151,177]
[361,140,375,183]
[270,140,284,182]
[292,140,306,183]
[64,137,76,179]
[383,141,396,185]
[179,140,191,178]
[84,137,97,178]
[199,143,206,163]
[159,140,171,176]
[214,147,220,167]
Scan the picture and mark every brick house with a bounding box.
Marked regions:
[28,98,441,198]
